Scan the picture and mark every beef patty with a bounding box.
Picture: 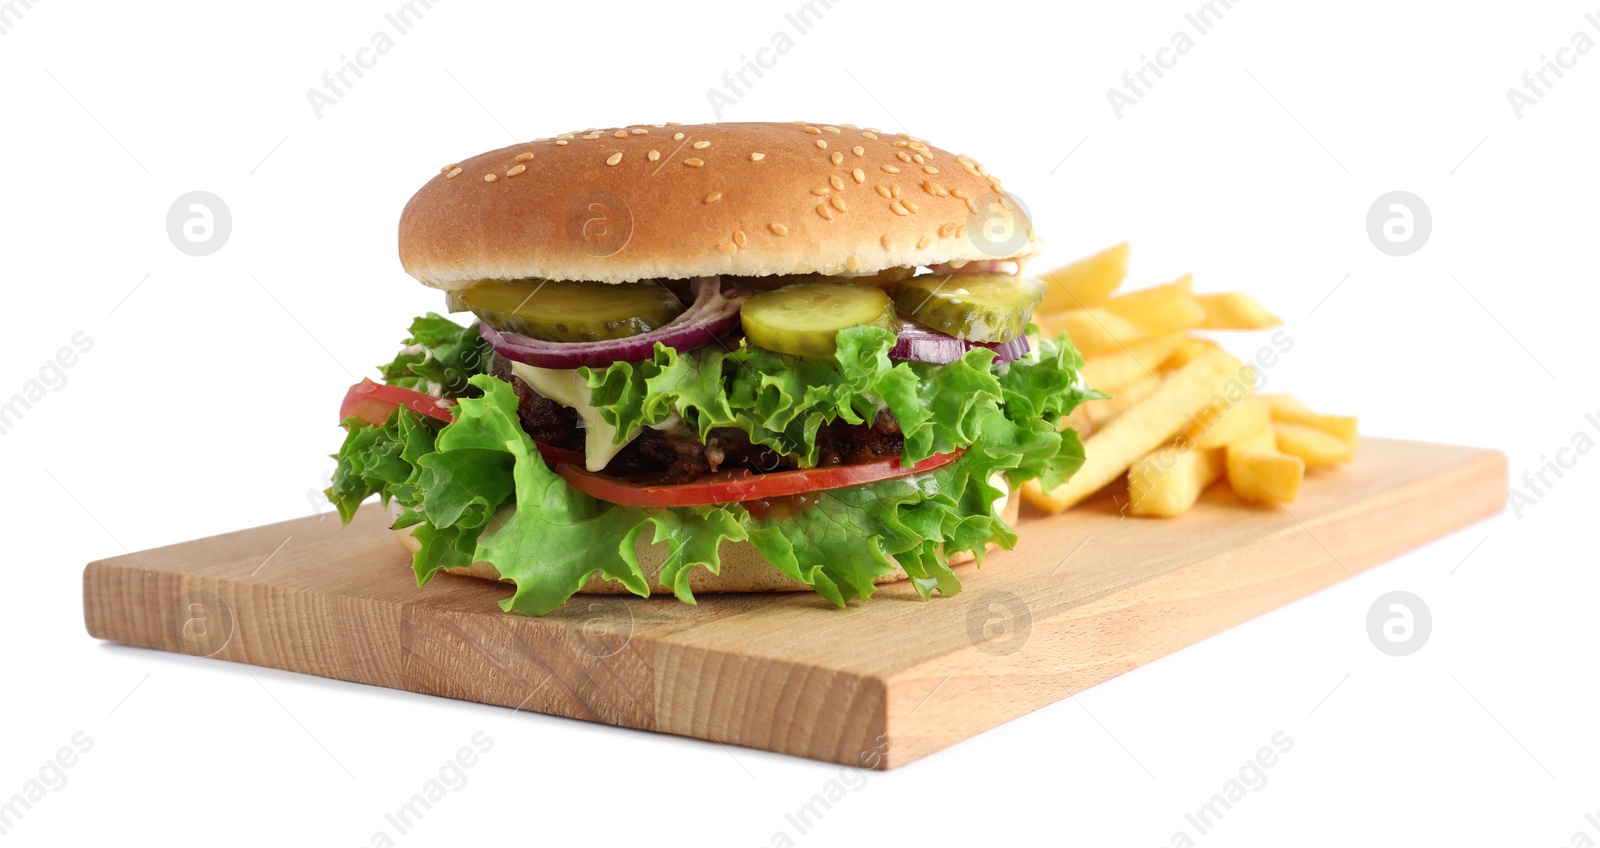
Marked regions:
[490,355,904,482]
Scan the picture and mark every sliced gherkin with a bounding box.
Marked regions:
[456,279,685,342]
[741,283,897,357]
[891,273,1046,343]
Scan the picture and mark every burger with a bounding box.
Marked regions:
[326,121,1098,616]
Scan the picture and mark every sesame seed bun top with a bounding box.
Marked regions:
[398,122,1041,288]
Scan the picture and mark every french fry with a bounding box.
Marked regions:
[1225,425,1304,504]
[1081,332,1188,392]
[1185,396,1269,450]
[1023,349,1242,513]
[1161,337,1220,370]
[1196,292,1283,330]
[1127,444,1226,517]
[1037,242,1129,312]
[1259,393,1359,446]
[1042,307,1148,356]
[1102,274,1205,333]
[1085,373,1162,427]
[1274,421,1356,467]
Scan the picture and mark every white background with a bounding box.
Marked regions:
[2,0,1597,845]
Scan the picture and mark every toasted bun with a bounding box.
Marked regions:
[391,486,1021,595]
[399,122,1040,288]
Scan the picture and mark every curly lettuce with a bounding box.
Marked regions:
[328,318,1099,615]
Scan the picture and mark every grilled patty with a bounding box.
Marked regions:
[491,356,903,482]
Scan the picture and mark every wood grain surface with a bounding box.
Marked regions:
[82,437,1506,768]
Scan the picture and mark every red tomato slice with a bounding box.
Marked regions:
[339,378,456,426]
[554,449,964,508]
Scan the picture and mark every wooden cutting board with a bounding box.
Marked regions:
[82,437,1504,769]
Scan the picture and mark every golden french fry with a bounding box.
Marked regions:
[1274,421,1356,467]
[1128,444,1226,517]
[1185,396,1269,450]
[1196,292,1283,330]
[1061,404,1095,439]
[1085,373,1162,427]
[1259,393,1359,446]
[1102,275,1205,333]
[1043,307,1149,356]
[1023,349,1242,514]
[1037,242,1129,312]
[1226,425,1304,504]
[1081,332,1188,392]
[1162,337,1220,370]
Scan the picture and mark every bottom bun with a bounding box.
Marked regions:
[390,483,1021,595]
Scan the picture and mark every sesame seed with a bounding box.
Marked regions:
[718,241,738,254]
[830,195,847,212]
[816,203,833,220]
[831,151,844,166]
[880,234,892,250]
[507,164,527,177]
[917,235,932,249]
[922,180,947,196]
[829,175,845,191]
[614,130,629,139]
[811,186,832,196]
[816,139,827,149]
[440,163,456,174]
[631,128,648,135]
[896,151,912,163]
[652,123,665,128]
[846,253,860,271]
[648,149,661,162]
[556,134,575,140]
[964,198,979,214]
[893,140,910,148]
[693,140,711,150]
[666,121,683,126]
[904,200,919,213]
[484,173,498,183]
[674,132,686,141]
[852,146,865,157]
[939,223,957,238]
[881,164,901,174]
[841,123,858,130]
[891,200,910,216]
[822,125,841,134]
[890,184,901,198]
[804,126,821,134]
[583,132,602,140]
[874,185,891,199]
[769,222,789,236]
[685,158,704,167]
[704,191,723,203]
[852,168,865,184]
[750,152,766,161]
[862,131,879,140]
[446,167,463,179]
[913,153,925,164]
[555,140,569,146]
[924,165,939,174]
[956,225,967,239]
[606,152,623,166]
[733,230,748,248]
[950,188,968,199]
[956,154,974,166]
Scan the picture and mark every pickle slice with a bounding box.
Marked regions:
[891,273,1047,343]
[457,279,685,342]
[741,283,897,357]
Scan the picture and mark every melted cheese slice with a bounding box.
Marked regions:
[507,362,641,471]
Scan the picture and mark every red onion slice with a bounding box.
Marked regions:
[480,277,744,369]
[890,319,1029,365]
